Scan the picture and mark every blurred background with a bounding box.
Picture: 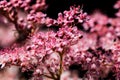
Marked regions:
[46,0,117,18]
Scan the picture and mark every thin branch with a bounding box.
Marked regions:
[42,74,54,79]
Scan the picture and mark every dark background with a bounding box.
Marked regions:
[46,0,118,19]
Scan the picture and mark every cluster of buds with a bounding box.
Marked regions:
[57,6,88,27]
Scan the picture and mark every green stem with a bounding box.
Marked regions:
[57,53,63,80]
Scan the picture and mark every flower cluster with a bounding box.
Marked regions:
[1,0,120,80]
[56,6,88,27]
[0,26,83,80]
